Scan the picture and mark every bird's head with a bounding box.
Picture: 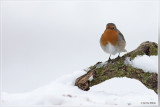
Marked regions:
[106,23,117,30]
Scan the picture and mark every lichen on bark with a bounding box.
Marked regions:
[75,41,158,94]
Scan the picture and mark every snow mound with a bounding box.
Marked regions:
[125,55,158,73]
[2,70,158,106]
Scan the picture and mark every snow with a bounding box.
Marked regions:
[89,75,93,81]
[125,55,158,73]
[2,71,158,105]
[96,61,108,68]
[1,55,158,106]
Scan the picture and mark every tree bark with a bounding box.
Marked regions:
[75,41,158,94]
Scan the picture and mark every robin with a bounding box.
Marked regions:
[100,23,126,61]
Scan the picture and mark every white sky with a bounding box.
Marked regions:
[1,0,158,93]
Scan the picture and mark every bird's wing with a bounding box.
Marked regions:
[117,30,126,42]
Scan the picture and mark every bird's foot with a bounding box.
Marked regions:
[107,58,112,63]
[114,55,121,61]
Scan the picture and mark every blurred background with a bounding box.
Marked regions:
[1,0,158,93]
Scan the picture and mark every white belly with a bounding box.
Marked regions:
[100,43,119,55]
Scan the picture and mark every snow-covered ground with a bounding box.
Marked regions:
[1,55,158,106]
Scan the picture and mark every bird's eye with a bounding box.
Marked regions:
[112,27,115,29]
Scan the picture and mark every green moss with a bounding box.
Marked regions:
[154,88,158,94]
[140,72,152,84]
[89,65,96,70]
[149,44,158,55]
[141,42,158,56]
[90,76,108,86]
[89,42,158,93]
[128,41,158,60]
[95,65,105,75]
[90,58,127,86]
[130,51,144,60]
[117,70,125,76]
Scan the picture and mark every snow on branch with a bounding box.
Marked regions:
[75,41,158,93]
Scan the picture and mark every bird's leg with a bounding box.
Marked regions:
[116,53,120,60]
[118,53,120,58]
[108,54,111,62]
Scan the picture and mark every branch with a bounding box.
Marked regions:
[75,41,158,94]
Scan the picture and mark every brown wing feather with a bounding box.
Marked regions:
[117,29,125,42]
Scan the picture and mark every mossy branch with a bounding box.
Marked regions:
[75,41,158,94]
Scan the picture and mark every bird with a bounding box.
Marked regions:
[100,23,126,61]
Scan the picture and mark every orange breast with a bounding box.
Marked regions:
[101,29,118,46]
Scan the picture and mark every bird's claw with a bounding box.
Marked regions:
[107,58,112,63]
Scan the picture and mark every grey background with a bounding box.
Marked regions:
[1,0,158,93]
